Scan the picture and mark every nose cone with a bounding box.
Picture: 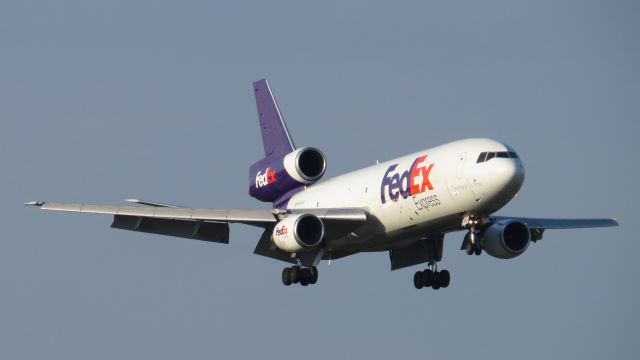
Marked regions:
[493,158,525,194]
[478,157,525,211]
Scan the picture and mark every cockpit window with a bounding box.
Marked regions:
[477,150,519,163]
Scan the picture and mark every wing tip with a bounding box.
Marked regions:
[25,201,45,207]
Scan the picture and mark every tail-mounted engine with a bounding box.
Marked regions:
[283,147,326,184]
[481,220,531,259]
[249,147,326,203]
[271,214,325,253]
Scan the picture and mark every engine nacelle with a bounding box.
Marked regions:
[481,220,531,259]
[283,147,327,184]
[272,214,325,253]
[249,147,327,204]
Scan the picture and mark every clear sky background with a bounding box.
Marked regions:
[1,1,638,359]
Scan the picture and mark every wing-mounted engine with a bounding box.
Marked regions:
[480,219,531,259]
[271,214,325,253]
[249,147,326,204]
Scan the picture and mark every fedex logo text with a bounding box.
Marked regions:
[275,225,288,236]
[380,155,434,203]
[255,168,277,188]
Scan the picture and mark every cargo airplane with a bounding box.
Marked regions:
[27,79,618,290]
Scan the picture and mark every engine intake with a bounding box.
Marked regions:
[283,147,326,183]
[272,214,325,253]
[481,220,531,259]
[249,147,327,204]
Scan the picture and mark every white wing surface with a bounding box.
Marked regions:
[490,216,618,229]
[26,201,368,246]
[490,216,618,242]
[27,201,277,225]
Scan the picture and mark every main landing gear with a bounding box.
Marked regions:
[413,262,450,290]
[282,266,318,286]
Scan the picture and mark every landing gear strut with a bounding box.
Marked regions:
[413,262,450,290]
[282,266,318,286]
[410,234,449,290]
[463,216,483,256]
[464,230,483,256]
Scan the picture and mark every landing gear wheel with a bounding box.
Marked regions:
[474,245,482,256]
[308,266,318,284]
[282,268,292,286]
[290,266,300,284]
[439,269,450,288]
[431,272,441,290]
[301,268,311,283]
[414,268,451,290]
[283,265,318,287]
[414,271,424,289]
[422,269,434,287]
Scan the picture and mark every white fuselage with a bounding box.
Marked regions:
[287,138,525,254]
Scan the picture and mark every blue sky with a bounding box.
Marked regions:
[1,1,638,358]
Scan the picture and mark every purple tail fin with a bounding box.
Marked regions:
[250,79,326,207]
[253,79,295,157]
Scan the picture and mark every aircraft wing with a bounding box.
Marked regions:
[26,201,368,245]
[490,216,618,229]
[27,201,277,225]
[490,216,619,241]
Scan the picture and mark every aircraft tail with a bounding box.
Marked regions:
[249,79,326,207]
[253,79,295,157]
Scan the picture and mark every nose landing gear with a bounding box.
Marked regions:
[463,230,483,256]
[462,215,484,256]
